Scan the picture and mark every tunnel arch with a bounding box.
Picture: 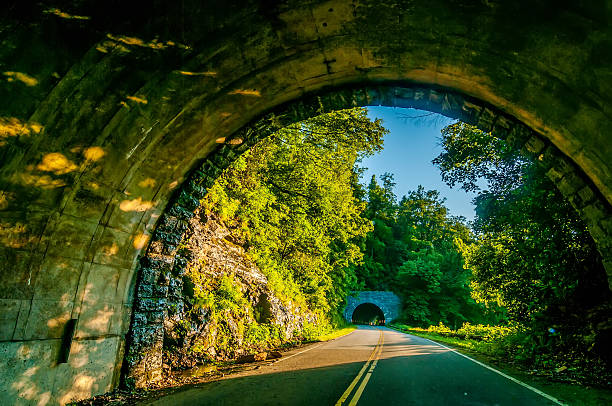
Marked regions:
[1,1,612,403]
[351,303,386,325]
[343,291,402,326]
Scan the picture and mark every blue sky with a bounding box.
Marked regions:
[360,106,477,221]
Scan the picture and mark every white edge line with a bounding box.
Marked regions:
[412,334,566,405]
[273,343,324,364]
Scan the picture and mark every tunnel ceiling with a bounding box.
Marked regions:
[1,0,611,404]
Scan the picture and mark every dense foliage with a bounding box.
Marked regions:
[433,122,612,367]
[198,109,610,379]
[201,108,387,321]
[356,176,488,327]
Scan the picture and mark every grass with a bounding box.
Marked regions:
[389,323,481,351]
[316,325,357,342]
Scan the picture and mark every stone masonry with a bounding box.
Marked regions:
[344,291,402,323]
[1,1,611,403]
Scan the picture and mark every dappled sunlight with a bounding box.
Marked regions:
[20,173,66,189]
[3,71,38,86]
[119,197,154,212]
[0,222,37,248]
[102,242,119,257]
[126,95,148,104]
[133,233,150,249]
[11,374,49,403]
[379,343,450,358]
[229,89,261,97]
[0,190,14,210]
[36,152,78,175]
[83,146,106,162]
[138,178,157,188]
[58,375,95,405]
[83,306,114,333]
[16,147,107,190]
[46,313,70,329]
[0,117,43,146]
[178,70,217,77]
[6,336,118,404]
[98,34,190,54]
[43,8,90,20]
[22,366,39,377]
[216,137,243,144]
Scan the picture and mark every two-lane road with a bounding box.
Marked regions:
[146,326,562,405]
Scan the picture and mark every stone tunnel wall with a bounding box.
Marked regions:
[123,84,612,388]
[344,291,402,323]
[1,1,612,404]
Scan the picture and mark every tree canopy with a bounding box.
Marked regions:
[202,108,387,319]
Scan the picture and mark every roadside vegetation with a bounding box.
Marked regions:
[197,108,387,351]
[189,108,610,387]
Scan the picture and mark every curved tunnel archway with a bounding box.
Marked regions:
[1,1,611,403]
[351,303,386,326]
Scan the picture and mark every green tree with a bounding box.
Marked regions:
[434,121,611,361]
[356,175,484,327]
[202,108,387,320]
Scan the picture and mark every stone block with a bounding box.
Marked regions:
[135,298,167,312]
[136,282,154,298]
[477,107,497,132]
[491,115,513,139]
[52,336,121,405]
[122,165,164,203]
[22,299,73,340]
[33,256,84,301]
[167,203,195,220]
[39,215,98,261]
[81,264,122,304]
[154,230,182,250]
[61,182,112,222]
[557,172,585,197]
[90,226,133,268]
[74,301,119,338]
[0,299,22,340]
[576,186,596,207]
[105,193,150,234]
[0,340,60,405]
[582,201,607,223]
[523,135,546,155]
[139,266,162,286]
[155,215,183,235]
[391,87,415,108]
[0,211,47,252]
[505,124,531,149]
[153,284,169,297]
[440,92,465,119]
[0,248,40,299]
[460,100,482,125]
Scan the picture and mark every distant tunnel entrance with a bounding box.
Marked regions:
[352,303,386,326]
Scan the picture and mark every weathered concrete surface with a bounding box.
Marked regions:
[0,1,611,404]
[344,291,402,323]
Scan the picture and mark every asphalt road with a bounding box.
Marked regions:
[145,326,562,405]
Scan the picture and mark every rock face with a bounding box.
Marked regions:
[161,210,315,370]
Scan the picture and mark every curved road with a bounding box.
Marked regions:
[145,326,561,405]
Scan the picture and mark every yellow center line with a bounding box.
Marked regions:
[347,331,384,406]
[335,330,384,406]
